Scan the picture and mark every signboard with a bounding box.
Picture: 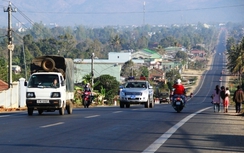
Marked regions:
[8,44,14,50]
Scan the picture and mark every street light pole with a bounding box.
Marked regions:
[91,53,94,92]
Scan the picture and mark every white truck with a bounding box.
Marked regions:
[119,80,154,108]
[24,56,74,115]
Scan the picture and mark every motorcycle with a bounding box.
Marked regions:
[172,95,185,113]
[82,91,92,108]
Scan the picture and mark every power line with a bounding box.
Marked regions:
[11,3,34,25]
[22,4,244,15]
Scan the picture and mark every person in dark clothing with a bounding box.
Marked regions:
[233,85,244,113]
[220,86,226,112]
[84,83,91,92]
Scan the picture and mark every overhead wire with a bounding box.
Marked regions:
[22,4,244,15]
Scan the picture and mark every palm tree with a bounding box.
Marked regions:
[227,37,244,85]
[111,35,121,52]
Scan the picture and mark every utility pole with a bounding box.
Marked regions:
[143,1,145,26]
[4,2,16,88]
[91,53,94,92]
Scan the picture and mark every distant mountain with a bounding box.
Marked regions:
[0,0,243,27]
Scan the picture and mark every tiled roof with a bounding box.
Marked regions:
[0,80,8,91]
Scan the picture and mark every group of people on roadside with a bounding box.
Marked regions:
[212,85,244,113]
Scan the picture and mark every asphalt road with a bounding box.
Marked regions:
[0,30,243,153]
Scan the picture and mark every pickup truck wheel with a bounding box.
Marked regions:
[38,109,43,115]
[120,102,124,108]
[150,99,155,108]
[28,108,33,116]
[66,103,73,114]
[126,103,130,108]
[145,99,150,108]
[59,105,65,115]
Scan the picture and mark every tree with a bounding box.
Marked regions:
[155,45,165,55]
[139,66,149,77]
[175,51,187,61]
[159,36,178,48]
[110,34,121,52]
[0,57,7,82]
[227,37,244,84]
[120,60,134,77]
[94,74,120,104]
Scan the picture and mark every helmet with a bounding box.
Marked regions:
[176,79,181,84]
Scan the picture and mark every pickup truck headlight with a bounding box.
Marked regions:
[120,91,125,96]
[26,92,36,98]
[51,92,61,98]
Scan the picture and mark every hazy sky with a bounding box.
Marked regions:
[0,0,243,27]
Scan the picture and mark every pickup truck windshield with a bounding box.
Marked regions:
[125,82,147,88]
[28,74,60,88]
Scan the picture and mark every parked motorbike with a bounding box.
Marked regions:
[82,91,92,108]
[172,95,185,113]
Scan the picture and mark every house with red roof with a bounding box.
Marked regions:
[0,80,8,91]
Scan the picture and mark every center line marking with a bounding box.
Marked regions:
[113,111,123,113]
[40,122,64,128]
[0,115,10,118]
[85,115,100,118]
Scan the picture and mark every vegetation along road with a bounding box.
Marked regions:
[0,30,243,153]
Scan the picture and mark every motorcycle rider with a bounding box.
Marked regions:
[172,79,186,104]
[82,83,92,106]
[84,83,91,92]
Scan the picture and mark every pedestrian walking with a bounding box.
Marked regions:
[220,86,226,112]
[233,85,244,113]
[223,87,230,113]
[212,85,221,112]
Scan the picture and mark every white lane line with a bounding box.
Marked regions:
[85,115,100,118]
[40,122,64,128]
[142,107,211,153]
[113,111,123,113]
[0,115,10,118]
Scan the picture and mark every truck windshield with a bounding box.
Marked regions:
[28,74,60,88]
[125,82,147,88]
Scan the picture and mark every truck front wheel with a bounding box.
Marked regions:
[120,102,124,108]
[145,98,150,108]
[28,108,33,116]
[59,105,65,115]
[66,102,73,114]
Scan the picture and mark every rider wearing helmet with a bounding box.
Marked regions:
[84,83,91,92]
[173,79,186,104]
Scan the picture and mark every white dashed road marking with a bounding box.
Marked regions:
[85,115,100,118]
[40,122,64,128]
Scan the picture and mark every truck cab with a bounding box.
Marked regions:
[25,56,74,115]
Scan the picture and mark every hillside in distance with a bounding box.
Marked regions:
[0,0,243,27]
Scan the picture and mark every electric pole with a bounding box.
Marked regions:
[91,53,94,92]
[143,1,145,26]
[4,2,16,88]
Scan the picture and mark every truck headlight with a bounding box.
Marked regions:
[120,91,125,96]
[26,92,36,98]
[51,92,61,98]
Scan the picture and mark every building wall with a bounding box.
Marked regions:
[108,52,131,62]
[74,63,121,83]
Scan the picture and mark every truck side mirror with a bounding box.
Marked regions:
[24,81,27,86]
[61,80,65,86]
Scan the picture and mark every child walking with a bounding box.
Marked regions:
[223,87,230,113]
